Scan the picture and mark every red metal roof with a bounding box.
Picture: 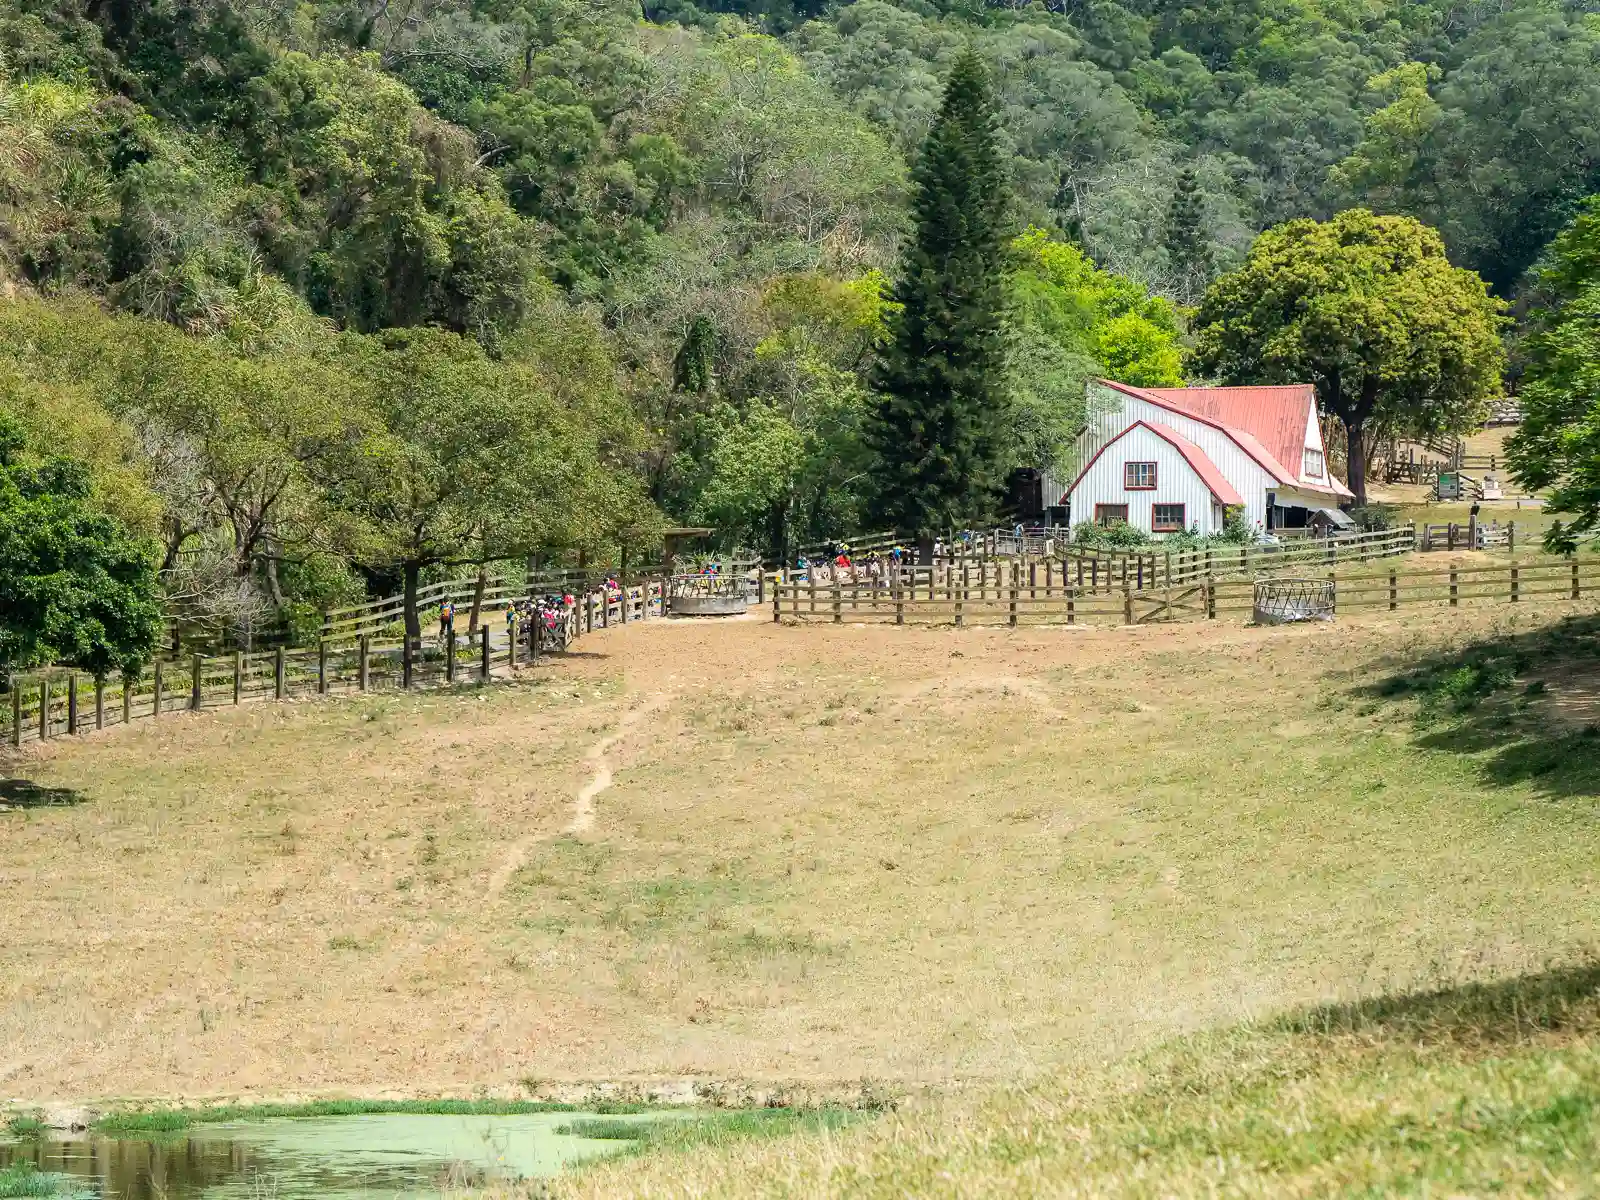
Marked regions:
[1066,420,1244,507]
[1097,380,1352,499]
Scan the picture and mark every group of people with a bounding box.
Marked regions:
[785,543,912,587]
[505,593,579,652]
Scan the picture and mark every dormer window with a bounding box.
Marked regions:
[1303,448,1325,478]
[1124,462,1157,489]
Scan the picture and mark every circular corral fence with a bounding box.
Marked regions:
[667,569,756,616]
[1253,578,1335,624]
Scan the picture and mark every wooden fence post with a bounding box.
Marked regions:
[10,676,20,747]
[620,548,629,625]
[233,651,243,705]
[1123,585,1133,626]
[773,584,781,623]
[153,660,163,718]
[1511,562,1520,603]
[1328,571,1337,615]
[445,630,456,683]
[895,572,905,626]
[67,674,78,734]
[95,677,105,731]
[318,641,329,695]
[481,625,491,681]
[956,565,966,626]
[402,637,414,689]
[191,654,203,711]
[1508,522,1516,552]
[758,569,766,607]
[1449,566,1458,607]
[1008,561,1018,628]
[1206,574,1216,619]
[1389,570,1398,611]
[1573,559,1581,600]
[531,612,541,664]
[809,573,818,617]
[832,578,842,625]
[1448,522,1457,551]
[358,637,370,692]
[39,677,50,739]
[274,646,286,700]
[122,671,132,725]
[1066,585,1075,625]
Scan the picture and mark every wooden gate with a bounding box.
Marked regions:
[1132,584,1208,623]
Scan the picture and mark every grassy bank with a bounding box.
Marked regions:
[563,962,1600,1195]
[89,1096,660,1135]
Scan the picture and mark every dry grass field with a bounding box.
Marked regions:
[3,601,1600,1107]
[4,599,1600,1131]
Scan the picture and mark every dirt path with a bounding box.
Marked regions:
[485,692,668,898]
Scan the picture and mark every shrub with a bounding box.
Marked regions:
[1070,520,1152,549]
[1349,502,1400,532]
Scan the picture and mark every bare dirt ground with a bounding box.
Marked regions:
[4,603,1599,1109]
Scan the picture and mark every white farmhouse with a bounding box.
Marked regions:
[1049,379,1353,537]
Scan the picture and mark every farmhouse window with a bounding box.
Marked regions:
[1152,503,1186,533]
[1095,504,1130,527]
[1303,448,1325,478]
[1124,461,1157,489]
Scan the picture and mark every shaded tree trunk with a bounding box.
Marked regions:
[403,560,422,645]
[468,563,487,634]
[1346,420,1367,507]
[263,549,286,610]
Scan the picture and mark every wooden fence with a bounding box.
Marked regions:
[7,579,668,748]
[771,557,1600,628]
[804,528,1416,596]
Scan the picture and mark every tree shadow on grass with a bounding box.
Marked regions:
[0,778,86,809]
[1353,612,1600,800]
[1274,958,1600,1048]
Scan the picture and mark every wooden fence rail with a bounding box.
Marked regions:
[772,558,1600,628]
[6,579,668,749]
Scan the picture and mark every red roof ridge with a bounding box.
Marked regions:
[1096,379,1350,499]
[1066,418,1244,508]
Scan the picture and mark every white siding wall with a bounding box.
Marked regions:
[1066,425,1224,536]
[1275,484,1333,511]
[1075,382,1280,527]
[1299,404,1328,486]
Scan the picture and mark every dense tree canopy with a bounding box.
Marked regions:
[0,0,1591,628]
[1508,198,1600,548]
[0,416,161,679]
[1191,210,1506,504]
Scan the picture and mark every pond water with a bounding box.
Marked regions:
[0,1111,673,1198]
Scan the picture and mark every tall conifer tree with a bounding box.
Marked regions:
[867,48,1011,561]
[1163,166,1212,302]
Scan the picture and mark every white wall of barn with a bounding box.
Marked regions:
[1066,425,1226,536]
[1075,383,1279,526]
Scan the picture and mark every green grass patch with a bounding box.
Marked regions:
[93,1096,656,1134]
[0,1166,64,1198]
[3,1116,45,1140]
[557,1118,658,1140]
[566,1107,867,1168]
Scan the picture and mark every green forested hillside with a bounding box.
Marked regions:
[0,0,1595,658]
